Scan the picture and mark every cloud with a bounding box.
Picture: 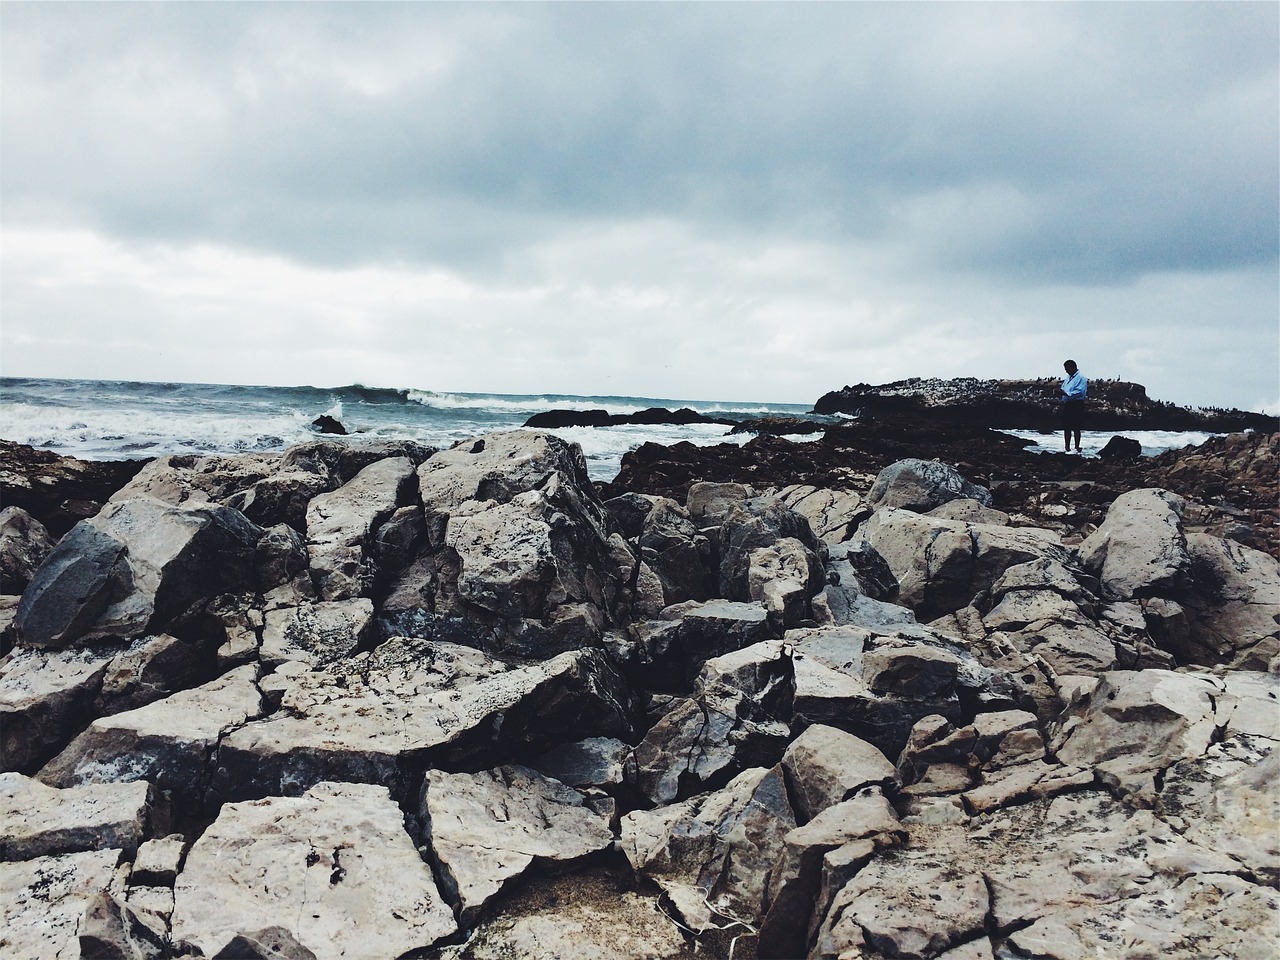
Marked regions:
[1,3,1276,410]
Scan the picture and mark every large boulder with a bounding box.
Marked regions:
[854,507,1067,621]
[0,506,55,594]
[1179,532,1280,668]
[636,498,715,605]
[420,765,615,924]
[170,781,457,959]
[0,848,127,960]
[867,458,993,512]
[15,498,262,649]
[214,639,634,803]
[0,773,157,861]
[305,456,417,600]
[1078,488,1190,601]
[718,496,823,601]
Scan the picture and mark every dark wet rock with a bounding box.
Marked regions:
[524,407,732,428]
[1098,435,1143,460]
[310,414,347,435]
[0,441,150,539]
[0,507,55,595]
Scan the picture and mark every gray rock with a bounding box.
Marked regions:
[718,496,822,602]
[867,458,993,512]
[1078,487,1189,601]
[253,523,308,592]
[170,781,456,959]
[747,536,825,629]
[771,484,867,544]
[108,453,277,508]
[76,889,168,960]
[781,724,896,823]
[854,507,1067,621]
[927,497,1009,525]
[0,848,126,960]
[0,506,55,594]
[38,664,265,816]
[211,927,318,960]
[16,498,262,648]
[421,765,615,924]
[130,833,186,887]
[305,456,416,601]
[687,481,753,527]
[631,599,776,689]
[259,598,374,669]
[531,737,631,789]
[621,764,796,934]
[215,640,633,802]
[0,773,155,861]
[1181,532,1280,668]
[637,498,714,605]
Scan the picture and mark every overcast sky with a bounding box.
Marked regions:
[2,2,1276,411]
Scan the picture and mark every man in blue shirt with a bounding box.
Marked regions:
[1060,360,1087,453]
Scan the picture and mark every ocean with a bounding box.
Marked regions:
[0,377,1218,482]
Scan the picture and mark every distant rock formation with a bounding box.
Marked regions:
[524,406,734,428]
[813,377,1278,433]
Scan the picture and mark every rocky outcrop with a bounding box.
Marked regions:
[2,428,1277,959]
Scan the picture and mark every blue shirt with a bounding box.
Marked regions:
[1061,371,1087,401]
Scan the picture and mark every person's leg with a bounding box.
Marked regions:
[1063,427,1070,451]
[1073,429,1082,452]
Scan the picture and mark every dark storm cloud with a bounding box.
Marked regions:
[3,2,1275,282]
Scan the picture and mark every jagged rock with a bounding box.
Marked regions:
[129,834,185,886]
[621,764,796,933]
[854,507,1068,621]
[259,598,373,669]
[77,889,168,960]
[1078,487,1190,600]
[1050,669,1278,799]
[253,523,309,592]
[531,737,630,790]
[1098,435,1143,460]
[214,639,633,803]
[686,480,753,527]
[1180,531,1280,667]
[310,414,347,435]
[0,848,126,960]
[771,484,866,544]
[637,497,714,605]
[0,440,149,539]
[896,710,1043,791]
[602,491,656,539]
[109,453,277,509]
[306,456,417,600]
[718,496,823,601]
[421,765,615,924]
[0,636,203,775]
[0,506,55,594]
[211,927,318,960]
[747,536,825,629]
[927,497,1010,525]
[781,724,897,824]
[629,599,776,690]
[0,774,156,861]
[867,458,994,512]
[16,498,263,649]
[38,664,266,816]
[170,781,456,959]
[758,792,905,959]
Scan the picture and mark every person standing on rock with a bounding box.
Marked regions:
[1060,359,1087,453]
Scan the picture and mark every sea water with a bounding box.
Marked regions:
[0,378,1216,482]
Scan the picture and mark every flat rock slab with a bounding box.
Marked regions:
[38,664,265,815]
[0,848,125,960]
[422,765,615,924]
[217,639,632,801]
[0,773,154,861]
[170,781,457,959]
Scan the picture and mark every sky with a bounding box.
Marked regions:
[1,2,1277,412]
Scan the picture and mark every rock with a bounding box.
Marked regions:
[1098,435,1143,460]
[0,506,55,594]
[1180,532,1280,667]
[421,765,615,924]
[630,599,776,690]
[771,484,867,544]
[253,523,309,591]
[747,536,825,629]
[717,496,823,602]
[16,498,263,649]
[38,664,266,816]
[0,848,127,960]
[928,497,1010,525]
[129,834,185,886]
[305,456,416,600]
[170,781,457,959]
[310,414,347,435]
[214,640,633,803]
[530,737,630,790]
[781,724,897,824]
[0,773,156,861]
[109,453,277,509]
[758,792,905,959]
[637,497,714,605]
[867,458,994,512]
[259,598,374,669]
[1078,487,1190,600]
[854,507,1068,621]
[686,480,753,527]
[0,440,149,539]
[76,889,168,960]
[211,927,318,960]
[621,764,796,934]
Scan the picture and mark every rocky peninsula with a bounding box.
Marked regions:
[0,380,1277,959]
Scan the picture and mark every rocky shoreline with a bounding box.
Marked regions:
[1,413,1277,958]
